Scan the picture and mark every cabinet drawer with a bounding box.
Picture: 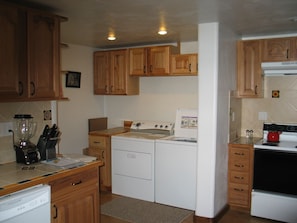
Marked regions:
[89,135,107,148]
[49,168,98,196]
[229,159,249,172]
[228,183,249,206]
[229,171,249,184]
[229,147,250,160]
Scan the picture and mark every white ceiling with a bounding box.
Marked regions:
[10,0,297,49]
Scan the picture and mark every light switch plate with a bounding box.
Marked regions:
[0,122,13,137]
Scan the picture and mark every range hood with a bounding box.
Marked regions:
[261,61,297,76]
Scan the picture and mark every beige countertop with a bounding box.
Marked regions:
[89,127,129,136]
[0,159,103,196]
[229,137,262,145]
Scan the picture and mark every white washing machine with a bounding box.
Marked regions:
[155,108,198,210]
[111,121,174,202]
[155,137,197,210]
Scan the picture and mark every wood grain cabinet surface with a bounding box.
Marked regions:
[49,168,100,223]
[129,45,180,76]
[86,128,128,191]
[236,40,263,98]
[94,49,139,95]
[171,54,198,75]
[228,143,254,210]
[0,2,63,101]
[261,37,297,62]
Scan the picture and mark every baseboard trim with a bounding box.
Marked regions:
[193,204,229,223]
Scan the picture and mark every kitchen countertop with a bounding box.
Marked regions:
[89,127,129,136]
[229,137,262,145]
[0,159,103,196]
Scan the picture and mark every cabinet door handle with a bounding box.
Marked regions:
[287,49,289,59]
[102,150,105,159]
[72,180,82,186]
[18,81,23,96]
[255,85,258,95]
[53,204,58,219]
[30,81,35,96]
[234,188,244,192]
[189,63,192,72]
[143,66,146,74]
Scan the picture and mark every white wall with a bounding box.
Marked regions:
[196,23,238,217]
[57,44,105,154]
[106,42,198,127]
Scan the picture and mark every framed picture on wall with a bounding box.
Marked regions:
[66,71,81,88]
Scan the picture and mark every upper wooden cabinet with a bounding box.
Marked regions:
[94,49,139,95]
[129,45,180,76]
[0,2,63,102]
[171,54,198,75]
[261,37,297,62]
[237,40,263,98]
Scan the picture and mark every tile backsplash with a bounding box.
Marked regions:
[0,101,52,164]
[241,76,297,138]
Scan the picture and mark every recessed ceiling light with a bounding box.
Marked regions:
[107,36,116,41]
[158,30,167,35]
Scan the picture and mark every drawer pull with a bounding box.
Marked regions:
[72,180,82,186]
[234,188,244,192]
[234,176,244,180]
[234,164,244,168]
[234,152,245,156]
[94,141,101,144]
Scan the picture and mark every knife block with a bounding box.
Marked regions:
[37,136,58,161]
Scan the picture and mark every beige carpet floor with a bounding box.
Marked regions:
[101,197,193,223]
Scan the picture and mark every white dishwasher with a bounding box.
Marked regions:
[0,184,51,223]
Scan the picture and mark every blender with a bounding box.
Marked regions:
[10,114,40,164]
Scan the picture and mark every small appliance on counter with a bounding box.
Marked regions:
[9,114,39,165]
[37,124,61,161]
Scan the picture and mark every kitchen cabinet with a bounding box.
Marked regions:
[129,45,180,76]
[93,49,139,95]
[171,54,198,75]
[236,40,263,98]
[86,128,128,191]
[228,143,254,210]
[0,2,64,101]
[261,37,297,62]
[49,167,100,223]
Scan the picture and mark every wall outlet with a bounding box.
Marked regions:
[0,122,13,137]
[44,110,52,120]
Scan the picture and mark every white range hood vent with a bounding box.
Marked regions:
[262,61,297,76]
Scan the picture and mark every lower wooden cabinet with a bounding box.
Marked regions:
[49,168,100,223]
[228,143,254,210]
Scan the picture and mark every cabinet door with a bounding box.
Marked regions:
[129,48,147,75]
[94,51,109,94]
[110,50,128,94]
[50,168,100,223]
[0,4,27,100]
[237,40,263,98]
[171,54,198,75]
[262,37,296,62]
[148,46,170,75]
[52,188,99,223]
[27,11,60,99]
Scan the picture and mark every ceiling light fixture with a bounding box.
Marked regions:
[158,29,167,35]
[107,35,116,41]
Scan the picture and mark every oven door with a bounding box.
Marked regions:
[253,147,297,195]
